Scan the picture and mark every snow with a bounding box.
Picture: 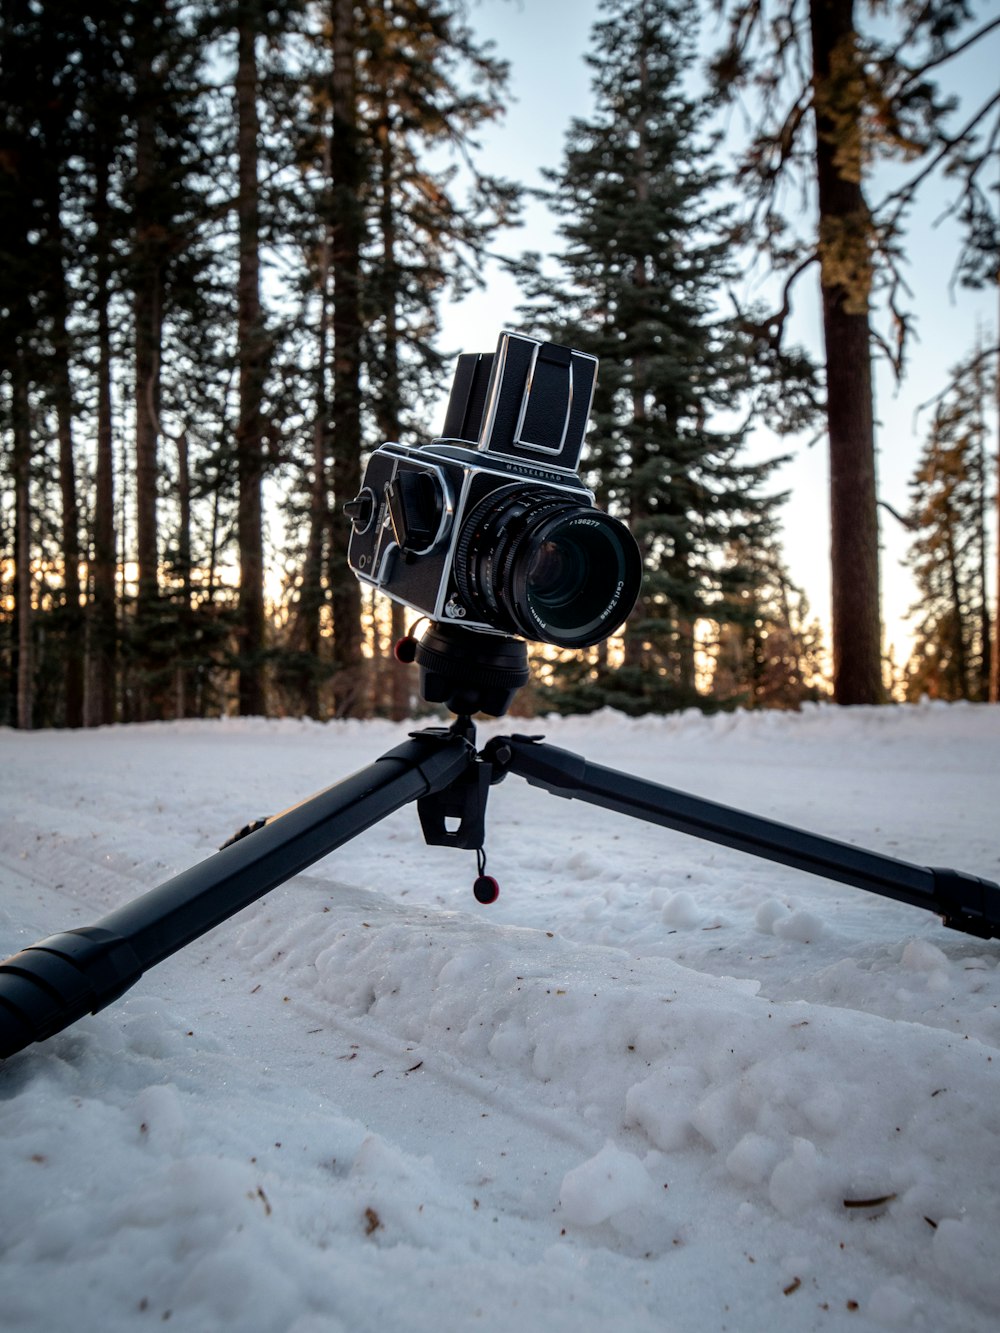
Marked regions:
[1,701,999,1331]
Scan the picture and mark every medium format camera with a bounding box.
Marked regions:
[346,331,641,649]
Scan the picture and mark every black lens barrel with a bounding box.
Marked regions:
[454,485,640,648]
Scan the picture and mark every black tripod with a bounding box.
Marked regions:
[2,623,998,1062]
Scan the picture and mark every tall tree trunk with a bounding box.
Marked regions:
[993,430,999,702]
[133,26,163,719]
[809,0,884,704]
[623,38,652,678]
[297,415,329,719]
[941,496,968,695]
[972,354,991,700]
[175,428,192,716]
[623,377,651,676]
[374,80,409,720]
[42,163,84,727]
[991,289,999,704]
[296,130,332,719]
[12,348,33,729]
[54,336,84,727]
[92,134,117,726]
[674,532,697,695]
[329,0,365,717]
[297,379,328,719]
[235,12,267,716]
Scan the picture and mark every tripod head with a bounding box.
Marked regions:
[392,622,533,903]
[395,622,530,720]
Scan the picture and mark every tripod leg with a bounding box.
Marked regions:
[489,735,1000,940]
[0,729,476,1060]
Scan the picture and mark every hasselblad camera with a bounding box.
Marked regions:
[346,331,641,649]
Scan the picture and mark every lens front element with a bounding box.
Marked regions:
[527,540,584,609]
[521,511,634,643]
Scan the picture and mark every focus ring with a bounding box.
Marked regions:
[455,486,573,637]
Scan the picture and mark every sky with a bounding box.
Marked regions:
[434,0,1000,673]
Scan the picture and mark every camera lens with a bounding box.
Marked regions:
[454,485,641,648]
[522,519,619,636]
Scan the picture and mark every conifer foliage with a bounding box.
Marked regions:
[904,346,995,702]
[0,0,515,725]
[517,0,799,712]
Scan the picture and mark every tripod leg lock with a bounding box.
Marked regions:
[0,926,144,1060]
[417,760,491,851]
[417,761,502,905]
[930,868,1000,940]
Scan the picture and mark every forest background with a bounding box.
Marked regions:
[1,0,998,729]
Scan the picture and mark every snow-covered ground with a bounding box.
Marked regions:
[1,702,999,1332]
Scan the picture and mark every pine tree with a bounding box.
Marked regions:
[518,0,787,713]
[36,72,85,727]
[130,0,168,712]
[82,0,252,722]
[904,346,994,701]
[234,1,269,716]
[71,3,129,726]
[277,0,516,718]
[710,537,828,709]
[11,357,33,729]
[1,0,92,728]
[361,0,516,716]
[1,0,41,728]
[123,1,249,721]
[321,0,366,717]
[261,0,368,718]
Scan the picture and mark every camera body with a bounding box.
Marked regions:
[347,332,640,649]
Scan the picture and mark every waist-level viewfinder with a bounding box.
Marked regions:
[443,336,594,469]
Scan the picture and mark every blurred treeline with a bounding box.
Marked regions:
[0,0,994,727]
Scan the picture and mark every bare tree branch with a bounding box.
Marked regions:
[876,89,1000,231]
[894,16,1000,97]
[878,498,916,531]
[912,342,1000,426]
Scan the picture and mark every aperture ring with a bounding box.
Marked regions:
[454,486,569,636]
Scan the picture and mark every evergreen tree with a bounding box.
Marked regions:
[129,0,169,710]
[37,1,273,726]
[0,0,98,727]
[269,0,371,718]
[361,0,517,716]
[35,41,85,727]
[710,536,828,708]
[126,0,225,719]
[0,0,42,728]
[324,0,367,717]
[903,345,994,701]
[0,0,520,724]
[78,7,129,726]
[277,0,516,719]
[234,0,269,716]
[518,0,787,713]
[83,0,255,723]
